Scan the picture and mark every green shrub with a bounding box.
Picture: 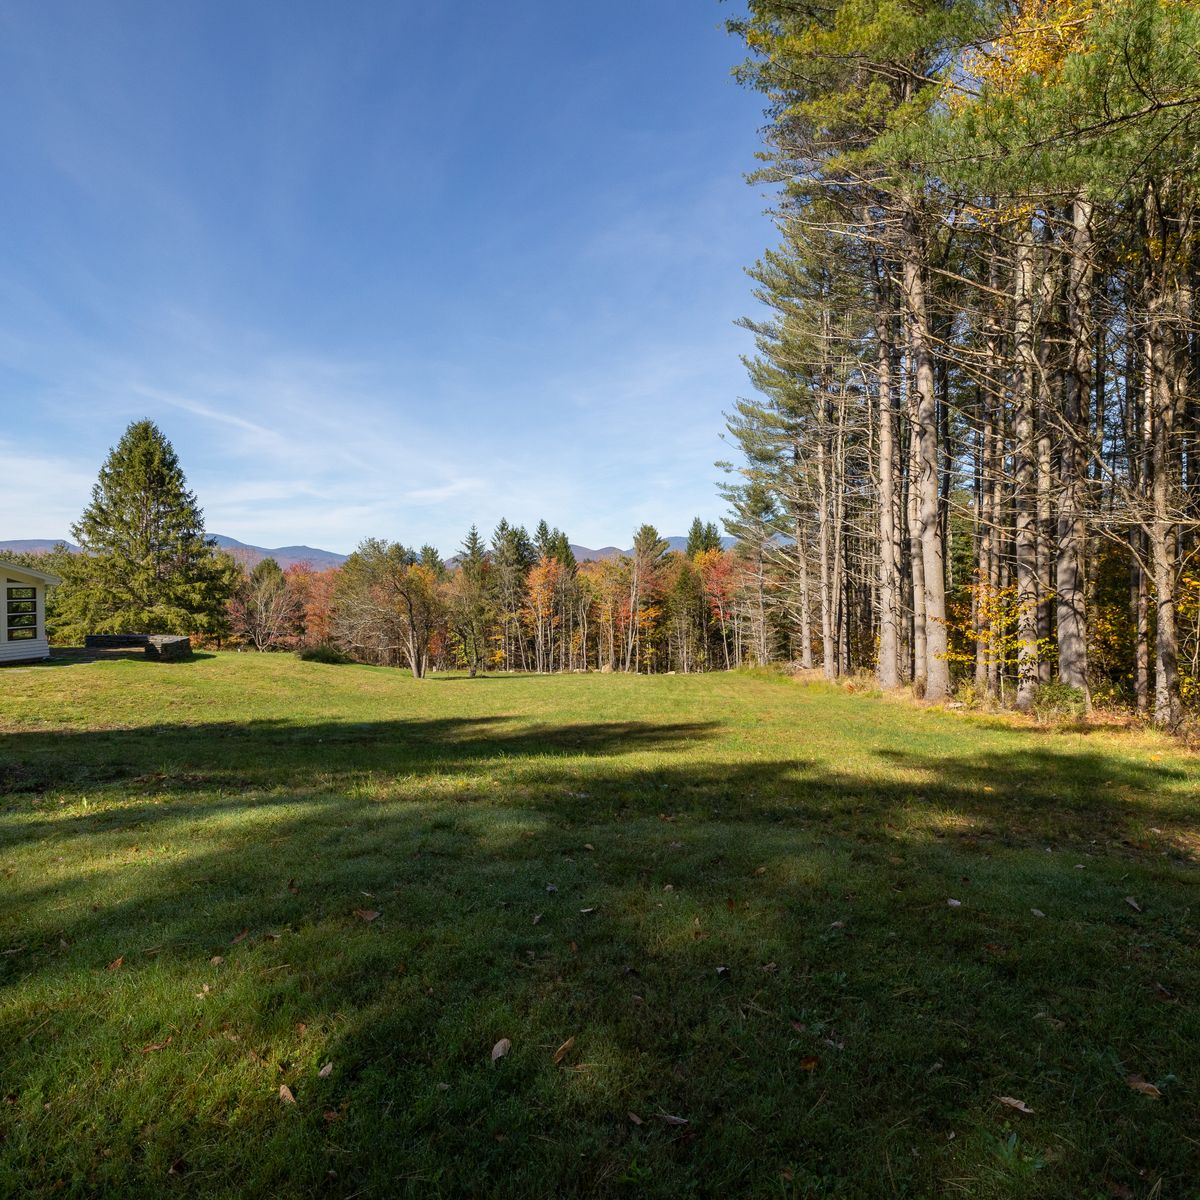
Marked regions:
[296,643,352,665]
[1032,681,1087,723]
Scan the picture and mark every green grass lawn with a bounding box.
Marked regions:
[1,653,1198,1198]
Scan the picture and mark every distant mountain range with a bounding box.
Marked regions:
[0,533,734,570]
[0,536,346,571]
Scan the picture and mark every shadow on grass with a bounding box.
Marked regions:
[18,648,221,668]
[1,716,1198,1197]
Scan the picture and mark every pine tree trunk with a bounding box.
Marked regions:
[876,311,900,689]
[797,520,814,670]
[907,405,928,690]
[1013,224,1041,712]
[1148,286,1184,727]
[1056,197,1092,697]
[901,212,949,700]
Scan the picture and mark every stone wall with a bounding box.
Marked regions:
[145,635,192,661]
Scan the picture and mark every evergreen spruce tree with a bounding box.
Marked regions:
[685,517,723,557]
[57,420,236,640]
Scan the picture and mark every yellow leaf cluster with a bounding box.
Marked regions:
[956,0,1097,104]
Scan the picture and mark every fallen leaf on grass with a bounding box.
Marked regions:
[142,1037,173,1053]
[553,1036,576,1065]
[231,929,249,945]
[996,1096,1034,1114]
[627,1111,643,1126]
[287,879,300,895]
[799,1056,819,1072]
[579,907,595,915]
[209,955,224,966]
[1125,1074,1162,1098]
[353,909,380,923]
[107,956,124,971]
[656,1113,689,1126]
[1124,897,1143,913]
[323,1110,340,1123]
[532,913,543,926]
[947,899,962,908]
[491,1038,511,1063]
[318,1062,333,1078]
[279,1085,296,1104]
[583,844,595,852]
[1031,909,1046,918]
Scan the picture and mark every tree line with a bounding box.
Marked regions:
[722,0,1200,725]
[17,421,778,676]
[227,518,760,677]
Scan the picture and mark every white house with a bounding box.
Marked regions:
[0,560,62,664]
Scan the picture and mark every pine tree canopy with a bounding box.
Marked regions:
[55,419,237,640]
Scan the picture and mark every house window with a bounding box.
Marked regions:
[6,586,37,640]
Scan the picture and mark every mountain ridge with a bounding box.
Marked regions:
[0,533,735,569]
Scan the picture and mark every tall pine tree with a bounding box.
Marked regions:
[57,420,236,640]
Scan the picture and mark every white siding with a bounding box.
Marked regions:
[0,635,50,663]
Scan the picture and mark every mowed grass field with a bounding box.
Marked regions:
[1,654,1198,1199]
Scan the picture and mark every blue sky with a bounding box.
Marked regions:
[1,1,770,555]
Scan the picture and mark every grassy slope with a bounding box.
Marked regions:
[1,653,1198,1198]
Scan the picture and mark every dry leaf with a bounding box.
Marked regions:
[491,1038,511,1063]
[231,928,249,945]
[1031,908,1046,918]
[1124,897,1142,913]
[579,907,595,915]
[279,1084,296,1104]
[1125,1074,1162,1098]
[318,1062,333,1078]
[583,844,595,851]
[142,1037,172,1053]
[753,866,766,876]
[353,909,380,923]
[553,1036,576,1065]
[532,913,543,926]
[627,1111,643,1125]
[210,955,224,966]
[287,879,300,895]
[107,956,124,971]
[799,1055,819,1072]
[947,899,962,908]
[996,1096,1034,1114]
[323,1110,340,1123]
[656,1112,689,1126]
[716,965,730,978]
